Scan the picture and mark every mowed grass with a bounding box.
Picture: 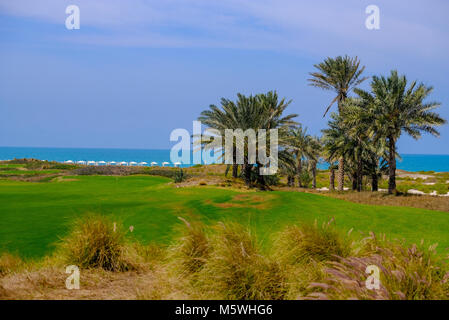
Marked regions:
[1,175,448,259]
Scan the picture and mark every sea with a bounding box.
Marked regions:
[0,147,448,172]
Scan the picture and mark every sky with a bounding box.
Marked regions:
[0,0,448,154]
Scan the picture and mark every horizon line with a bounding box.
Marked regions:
[0,145,448,157]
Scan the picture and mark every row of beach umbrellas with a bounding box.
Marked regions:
[63,160,181,167]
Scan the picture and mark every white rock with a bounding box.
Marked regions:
[429,190,438,196]
[378,188,388,192]
[317,187,329,191]
[407,189,426,195]
[423,182,436,185]
[343,187,349,191]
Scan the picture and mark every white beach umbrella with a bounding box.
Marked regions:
[77,160,86,165]
[108,161,117,165]
[129,161,138,166]
[65,160,74,164]
[174,162,181,167]
[162,162,170,167]
[87,161,96,166]
[151,162,158,166]
[119,161,128,166]
[98,161,106,165]
[139,162,148,166]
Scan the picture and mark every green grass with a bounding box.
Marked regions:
[0,169,61,176]
[0,164,25,169]
[1,175,449,259]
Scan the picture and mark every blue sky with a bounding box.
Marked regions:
[0,0,448,154]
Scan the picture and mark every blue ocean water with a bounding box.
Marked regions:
[317,154,449,172]
[0,147,448,172]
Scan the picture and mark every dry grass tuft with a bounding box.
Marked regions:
[168,217,211,275]
[273,219,352,265]
[0,253,23,276]
[194,222,288,300]
[305,234,449,300]
[56,214,142,272]
[2,217,449,300]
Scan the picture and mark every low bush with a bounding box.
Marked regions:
[173,169,187,183]
[72,166,142,176]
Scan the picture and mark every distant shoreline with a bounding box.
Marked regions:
[1,147,449,172]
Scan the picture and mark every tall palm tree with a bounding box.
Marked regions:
[355,70,446,194]
[308,55,368,117]
[308,55,368,191]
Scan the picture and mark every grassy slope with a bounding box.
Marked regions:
[0,175,448,259]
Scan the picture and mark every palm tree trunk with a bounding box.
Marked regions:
[329,167,335,190]
[256,162,266,189]
[352,174,357,191]
[297,154,303,188]
[357,154,363,192]
[288,175,296,187]
[337,157,345,191]
[232,164,238,178]
[232,147,238,178]
[371,174,378,192]
[243,163,252,187]
[388,137,396,194]
[312,162,317,189]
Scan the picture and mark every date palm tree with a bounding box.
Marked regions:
[308,55,368,191]
[322,113,353,191]
[288,125,313,187]
[198,97,240,178]
[354,70,446,194]
[199,91,298,187]
[307,136,322,189]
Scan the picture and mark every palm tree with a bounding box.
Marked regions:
[278,150,297,187]
[322,113,354,191]
[308,55,368,191]
[307,136,322,189]
[288,125,314,187]
[308,55,368,117]
[199,91,298,188]
[198,97,240,178]
[355,70,446,194]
